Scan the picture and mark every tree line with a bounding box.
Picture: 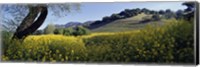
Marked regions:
[33,24,90,36]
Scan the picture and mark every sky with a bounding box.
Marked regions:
[2,2,187,30]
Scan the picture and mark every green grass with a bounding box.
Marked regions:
[91,13,168,32]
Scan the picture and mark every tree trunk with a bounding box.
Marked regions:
[15,6,40,33]
[12,5,48,39]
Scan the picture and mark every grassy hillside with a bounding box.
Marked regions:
[91,13,167,32]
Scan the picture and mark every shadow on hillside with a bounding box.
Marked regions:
[130,19,151,25]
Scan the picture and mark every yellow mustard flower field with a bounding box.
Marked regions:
[2,19,194,63]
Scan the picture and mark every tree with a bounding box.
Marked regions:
[54,29,60,34]
[63,27,74,35]
[182,2,195,13]
[102,16,111,22]
[1,4,80,39]
[152,14,160,21]
[54,28,65,35]
[158,10,165,15]
[182,2,195,21]
[110,14,122,20]
[164,9,175,19]
[44,23,56,34]
[119,9,133,18]
[175,10,184,19]
[53,26,90,36]
[124,9,134,17]
[119,11,126,17]
[141,8,150,14]
[165,9,172,13]
[149,10,156,14]
[135,8,141,14]
[73,26,90,36]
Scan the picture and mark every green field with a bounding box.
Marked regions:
[2,19,194,63]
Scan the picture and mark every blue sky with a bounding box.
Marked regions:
[3,2,187,30]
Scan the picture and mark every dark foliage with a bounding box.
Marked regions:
[182,2,195,21]
[33,30,43,35]
[54,26,90,36]
[152,14,160,21]
[158,10,165,15]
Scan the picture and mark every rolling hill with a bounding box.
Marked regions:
[54,22,82,29]
[52,7,175,33]
[90,13,166,32]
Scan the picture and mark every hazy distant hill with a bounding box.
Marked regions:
[55,22,82,29]
[82,21,95,26]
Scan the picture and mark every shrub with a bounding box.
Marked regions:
[1,30,13,57]
[54,28,64,34]
[44,24,56,34]
[63,27,74,36]
[73,26,90,36]
[151,14,160,21]
[54,26,90,36]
